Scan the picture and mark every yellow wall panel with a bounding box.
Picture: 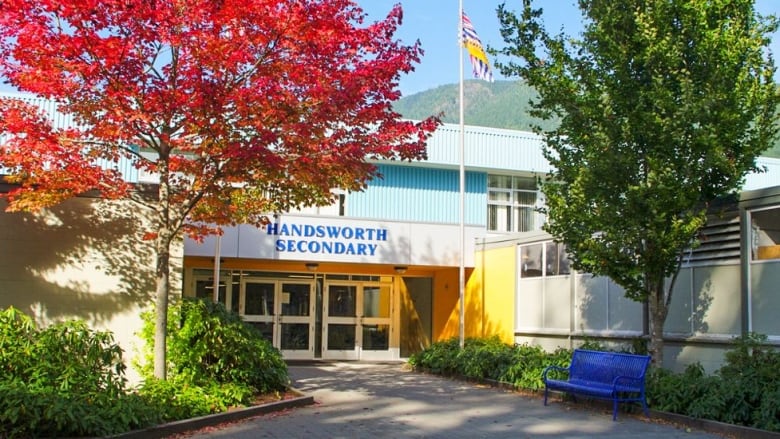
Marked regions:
[467,245,516,344]
[432,268,460,341]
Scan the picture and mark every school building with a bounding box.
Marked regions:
[2,91,780,381]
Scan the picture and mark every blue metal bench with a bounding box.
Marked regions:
[542,349,651,420]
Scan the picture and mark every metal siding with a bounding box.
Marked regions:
[744,157,780,190]
[424,123,551,173]
[347,164,486,225]
[0,92,139,182]
[6,92,779,192]
[426,124,780,192]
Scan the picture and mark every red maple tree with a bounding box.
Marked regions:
[0,0,439,378]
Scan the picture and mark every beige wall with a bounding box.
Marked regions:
[0,196,182,384]
[750,261,780,336]
[575,274,644,334]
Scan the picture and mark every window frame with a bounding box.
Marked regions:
[518,240,571,279]
[750,205,780,262]
[487,174,544,233]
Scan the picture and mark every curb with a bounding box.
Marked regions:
[109,390,315,439]
[648,410,780,439]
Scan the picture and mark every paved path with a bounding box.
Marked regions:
[183,362,724,439]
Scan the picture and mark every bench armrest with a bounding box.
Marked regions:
[612,374,644,388]
[542,365,569,381]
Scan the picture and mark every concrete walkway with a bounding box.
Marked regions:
[181,361,725,439]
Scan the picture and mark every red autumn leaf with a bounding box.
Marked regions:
[0,0,440,378]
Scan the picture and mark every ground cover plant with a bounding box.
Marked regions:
[136,297,291,421]
[409,335,780,432]
[0,299,290,437]
[647,333,780,431]
[0,307,160,437]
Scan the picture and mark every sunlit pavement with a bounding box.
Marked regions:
[182,362,726,439]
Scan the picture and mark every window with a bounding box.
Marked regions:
[519,241,571,278]
[488,175,544,233]
[751,206,780,261]
[289,188,346,216]
[545,242,571,276]
[520,243,544,277]
[192,269,239,313]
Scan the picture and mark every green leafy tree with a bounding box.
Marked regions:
[495,0,779,365]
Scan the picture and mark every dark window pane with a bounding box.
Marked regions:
[245,282,274,315]
[362,324,389,350]
[281,283,310,316]
[521,244,543,278]
[281,323,309,350]
[327,324,355,350]
[328,285,356,317]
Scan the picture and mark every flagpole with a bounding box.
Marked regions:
[458,0,466,349]
[213,234,221,301]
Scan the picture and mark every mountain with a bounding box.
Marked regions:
[393,80,556,133]
[393,80,780,159]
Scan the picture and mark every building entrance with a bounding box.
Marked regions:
[191,269,396,361]
[240,279,315,359]
[193,271,316,359]
[322,281,393,360]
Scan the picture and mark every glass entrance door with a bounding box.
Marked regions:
[240,278,315,359]
[322,282,392,360]
[360,285,392,360]
[241,279,275,341]
[278,282,315,359]
[323,284,358,359]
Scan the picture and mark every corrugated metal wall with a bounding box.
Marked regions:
[424,122,780,191]
[4,91,777,195]
[0,92,139,182]
[423,123,551,173]
[344,124,554,225]
[347,164,487,225]
[745,157,780,190]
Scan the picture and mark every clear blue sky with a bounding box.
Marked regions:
[0,1,776,95]
[357,0,780,97]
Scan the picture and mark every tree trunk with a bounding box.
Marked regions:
[153,242,170,380]
[646,280,668,367]
[153,162,172,380]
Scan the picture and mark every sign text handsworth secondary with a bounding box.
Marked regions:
[268,222,388,256]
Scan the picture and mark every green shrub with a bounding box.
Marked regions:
[138,376,255,421]
[755,387,780,432]
[408,337,461,375]
[409,337,570,391]
[505,345,570,390]
[0,307,36,378]
[457,337,515,380]
[410,334,780,433]
[0,307,159,438]
[646,333,780,432]
[0,300,293,437]
[646,364,700,414]
[716,333,780,429]
[137,297,290,393]
[0,378,161,438]
[578,338,606,351]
